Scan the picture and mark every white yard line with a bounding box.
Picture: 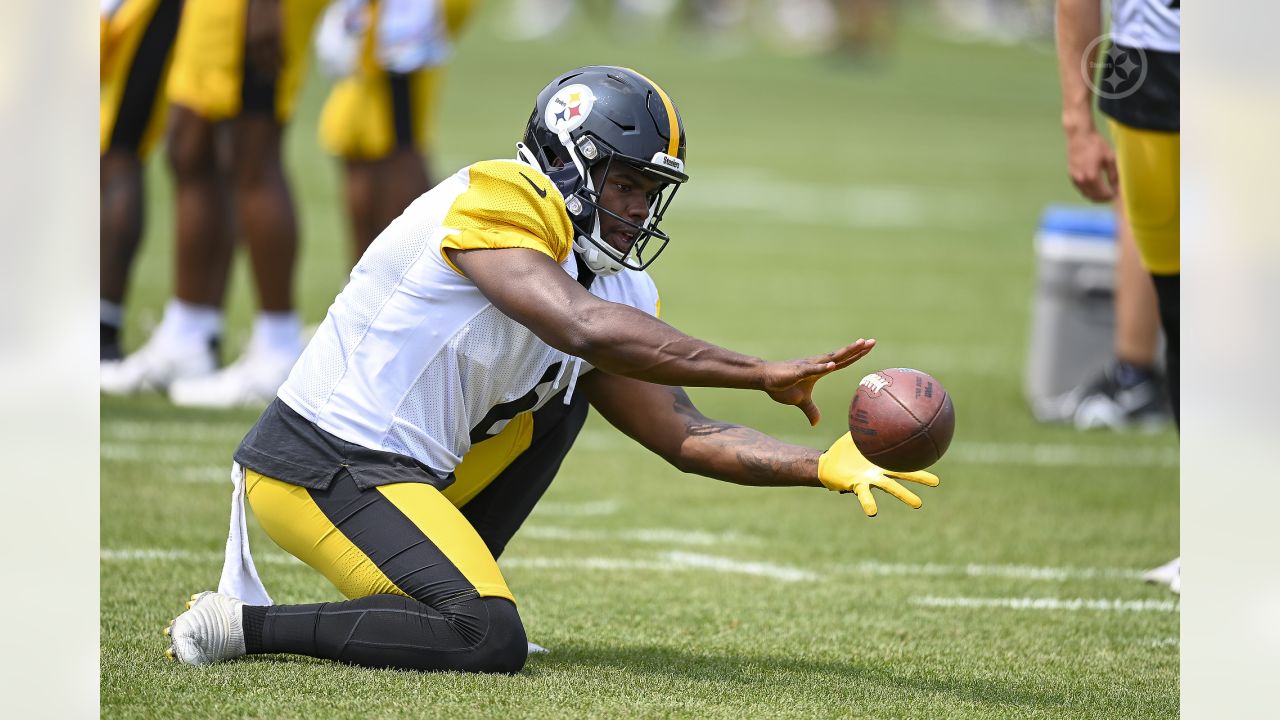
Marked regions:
[502,552,817,583]
[100,547,811,582]
[101,546,1154,591]
[911,596,1179,612]
[100,442,220,464]
[101,548,302,565]
[834,561,1145,581]
[100,420,243,442]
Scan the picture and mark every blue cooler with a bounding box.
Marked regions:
[1025,205,1117,421]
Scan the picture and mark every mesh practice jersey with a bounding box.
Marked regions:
[1111,0,1180,53]
[277,159,660,474]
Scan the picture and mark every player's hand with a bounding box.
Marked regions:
[246,0,284,80]
[763,339,875,426]
[817,432,939,517]
[1064,126,1119,202]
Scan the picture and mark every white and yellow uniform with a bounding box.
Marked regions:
[279,158,658,473]
[226,158,658,607]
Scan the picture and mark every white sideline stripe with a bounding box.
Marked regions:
[521,525,760,547]
[528,500,620,517]
[662,551,817,582]
[911,596,1179,612]
[100,548,812,582]
[101,548,302,565]
[836,561,1144,581]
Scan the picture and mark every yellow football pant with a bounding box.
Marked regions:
[245,469,515,604]
[1110,120,1180,276]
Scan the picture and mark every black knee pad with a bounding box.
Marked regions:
[451,597,528,674]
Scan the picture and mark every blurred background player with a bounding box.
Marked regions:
[1046,198,1171,431]
[1056,0,1180,591]
[101,0,327,407]
[315,0,478,262]
[100,0,185,363]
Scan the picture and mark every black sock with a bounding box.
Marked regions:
[1151,273,1180,426]
[1112,360,1156,389]
[101,322,121,361]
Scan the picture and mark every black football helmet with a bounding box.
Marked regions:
[518,66,688,275]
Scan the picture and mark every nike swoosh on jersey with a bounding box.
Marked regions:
[519,172,548,198]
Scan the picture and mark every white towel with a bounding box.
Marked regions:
[217,462,273,606]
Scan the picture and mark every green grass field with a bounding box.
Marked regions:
[102,7,1179,718]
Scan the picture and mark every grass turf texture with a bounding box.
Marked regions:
[102,8,1179,719]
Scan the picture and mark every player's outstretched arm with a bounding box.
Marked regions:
[448,246,873,425]
[583,372,939,516]
[582,371,823,488]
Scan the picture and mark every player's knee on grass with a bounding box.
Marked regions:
[451,596,528,674]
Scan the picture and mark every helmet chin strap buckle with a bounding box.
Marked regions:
[573,234,625,276]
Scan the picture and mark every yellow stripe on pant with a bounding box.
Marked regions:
[1109,120,1180,276]
[100,0,180,157]
[244,468,515,604]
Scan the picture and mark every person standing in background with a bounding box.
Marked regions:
[100,0,186,363]
[315,0,479,263]
[1056,0,1180,592]
[102,0,328,409]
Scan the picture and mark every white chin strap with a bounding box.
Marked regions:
[541,131,631,277]
[573,233,625,276]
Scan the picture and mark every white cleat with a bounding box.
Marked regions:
[168,347,298,409]
[165,591,246,666]
[1142,557,1180,594]
[100,335,218,395]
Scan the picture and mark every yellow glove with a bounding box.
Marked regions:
[817,433,940,517]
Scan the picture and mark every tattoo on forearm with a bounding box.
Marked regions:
[672,388,735,436]
[671,388,814,484]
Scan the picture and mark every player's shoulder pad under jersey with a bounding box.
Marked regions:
[442,160,575,262]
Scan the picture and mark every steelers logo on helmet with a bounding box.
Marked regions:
[544,84,596,135]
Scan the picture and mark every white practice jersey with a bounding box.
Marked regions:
[278,159,660,474]
[1111,0,1180,53]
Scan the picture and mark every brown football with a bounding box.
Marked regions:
[848,368,955,472]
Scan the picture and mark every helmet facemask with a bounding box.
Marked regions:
[556,133,684,275]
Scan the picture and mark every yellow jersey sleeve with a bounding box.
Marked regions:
[440,160,574,273]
